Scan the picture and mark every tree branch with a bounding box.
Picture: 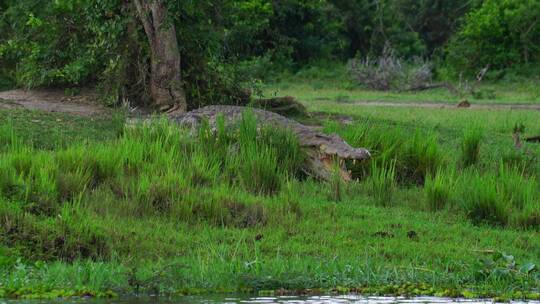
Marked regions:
[132,0,155,41]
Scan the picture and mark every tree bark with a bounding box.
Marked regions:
[133,0,187,113]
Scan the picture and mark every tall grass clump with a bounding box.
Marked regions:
[236,145,282,195]
[259,125,305,177]
[368,160,396,206]
[228,110,305,195]
[0,198,111,261]
[459,171,508,227]
[498,165,540,229]
[498,164,537,210]
[511,203,540,230]
[461,126,483,167]
[453,166,539,229]
[0,158,23,199]
[325,121,444,185]
[424,168,455,211]
[328,160,345,202]
[0,118,21,151]
[399,131,444,185]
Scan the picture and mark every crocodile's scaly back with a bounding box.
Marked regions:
[170,105,370,180]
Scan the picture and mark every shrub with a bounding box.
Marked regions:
[347,45,433,91]
[446,0,540,73]
[461,126,483,167]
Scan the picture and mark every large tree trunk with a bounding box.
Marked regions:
[133,0,187,113]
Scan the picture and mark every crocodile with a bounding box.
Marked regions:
[169,105,371,181]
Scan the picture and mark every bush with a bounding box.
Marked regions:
[347,45,433,91]
[446,0,540,73]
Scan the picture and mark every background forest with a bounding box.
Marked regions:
[1,0,539,108]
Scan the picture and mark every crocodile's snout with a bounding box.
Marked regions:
[342,147,371,160]
[318,135,371,161]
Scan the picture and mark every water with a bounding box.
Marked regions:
[2,295,539,304]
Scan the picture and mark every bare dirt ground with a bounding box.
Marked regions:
[0,89,109,116]
[1,89,539,118]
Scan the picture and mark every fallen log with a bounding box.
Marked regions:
[525,135,540,143]
[403,82,459,95]
[170,105,371,181]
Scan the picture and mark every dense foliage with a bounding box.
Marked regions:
[446,0,540,73]
[0,0,539,104]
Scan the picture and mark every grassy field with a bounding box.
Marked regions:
[262,65,540,105]
[0,97,540,301]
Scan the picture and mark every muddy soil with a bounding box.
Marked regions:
[0,89,109,116]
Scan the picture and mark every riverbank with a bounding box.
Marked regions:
[0,100,539,300]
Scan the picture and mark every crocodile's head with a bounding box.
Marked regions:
[317,134,371,161]
[303,133,371,181]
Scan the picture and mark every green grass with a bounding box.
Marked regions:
[461,126,484,168]
[424,168,455,212]
[0,108,125,149]
[0,104,540,300]
[262,64,540,105]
